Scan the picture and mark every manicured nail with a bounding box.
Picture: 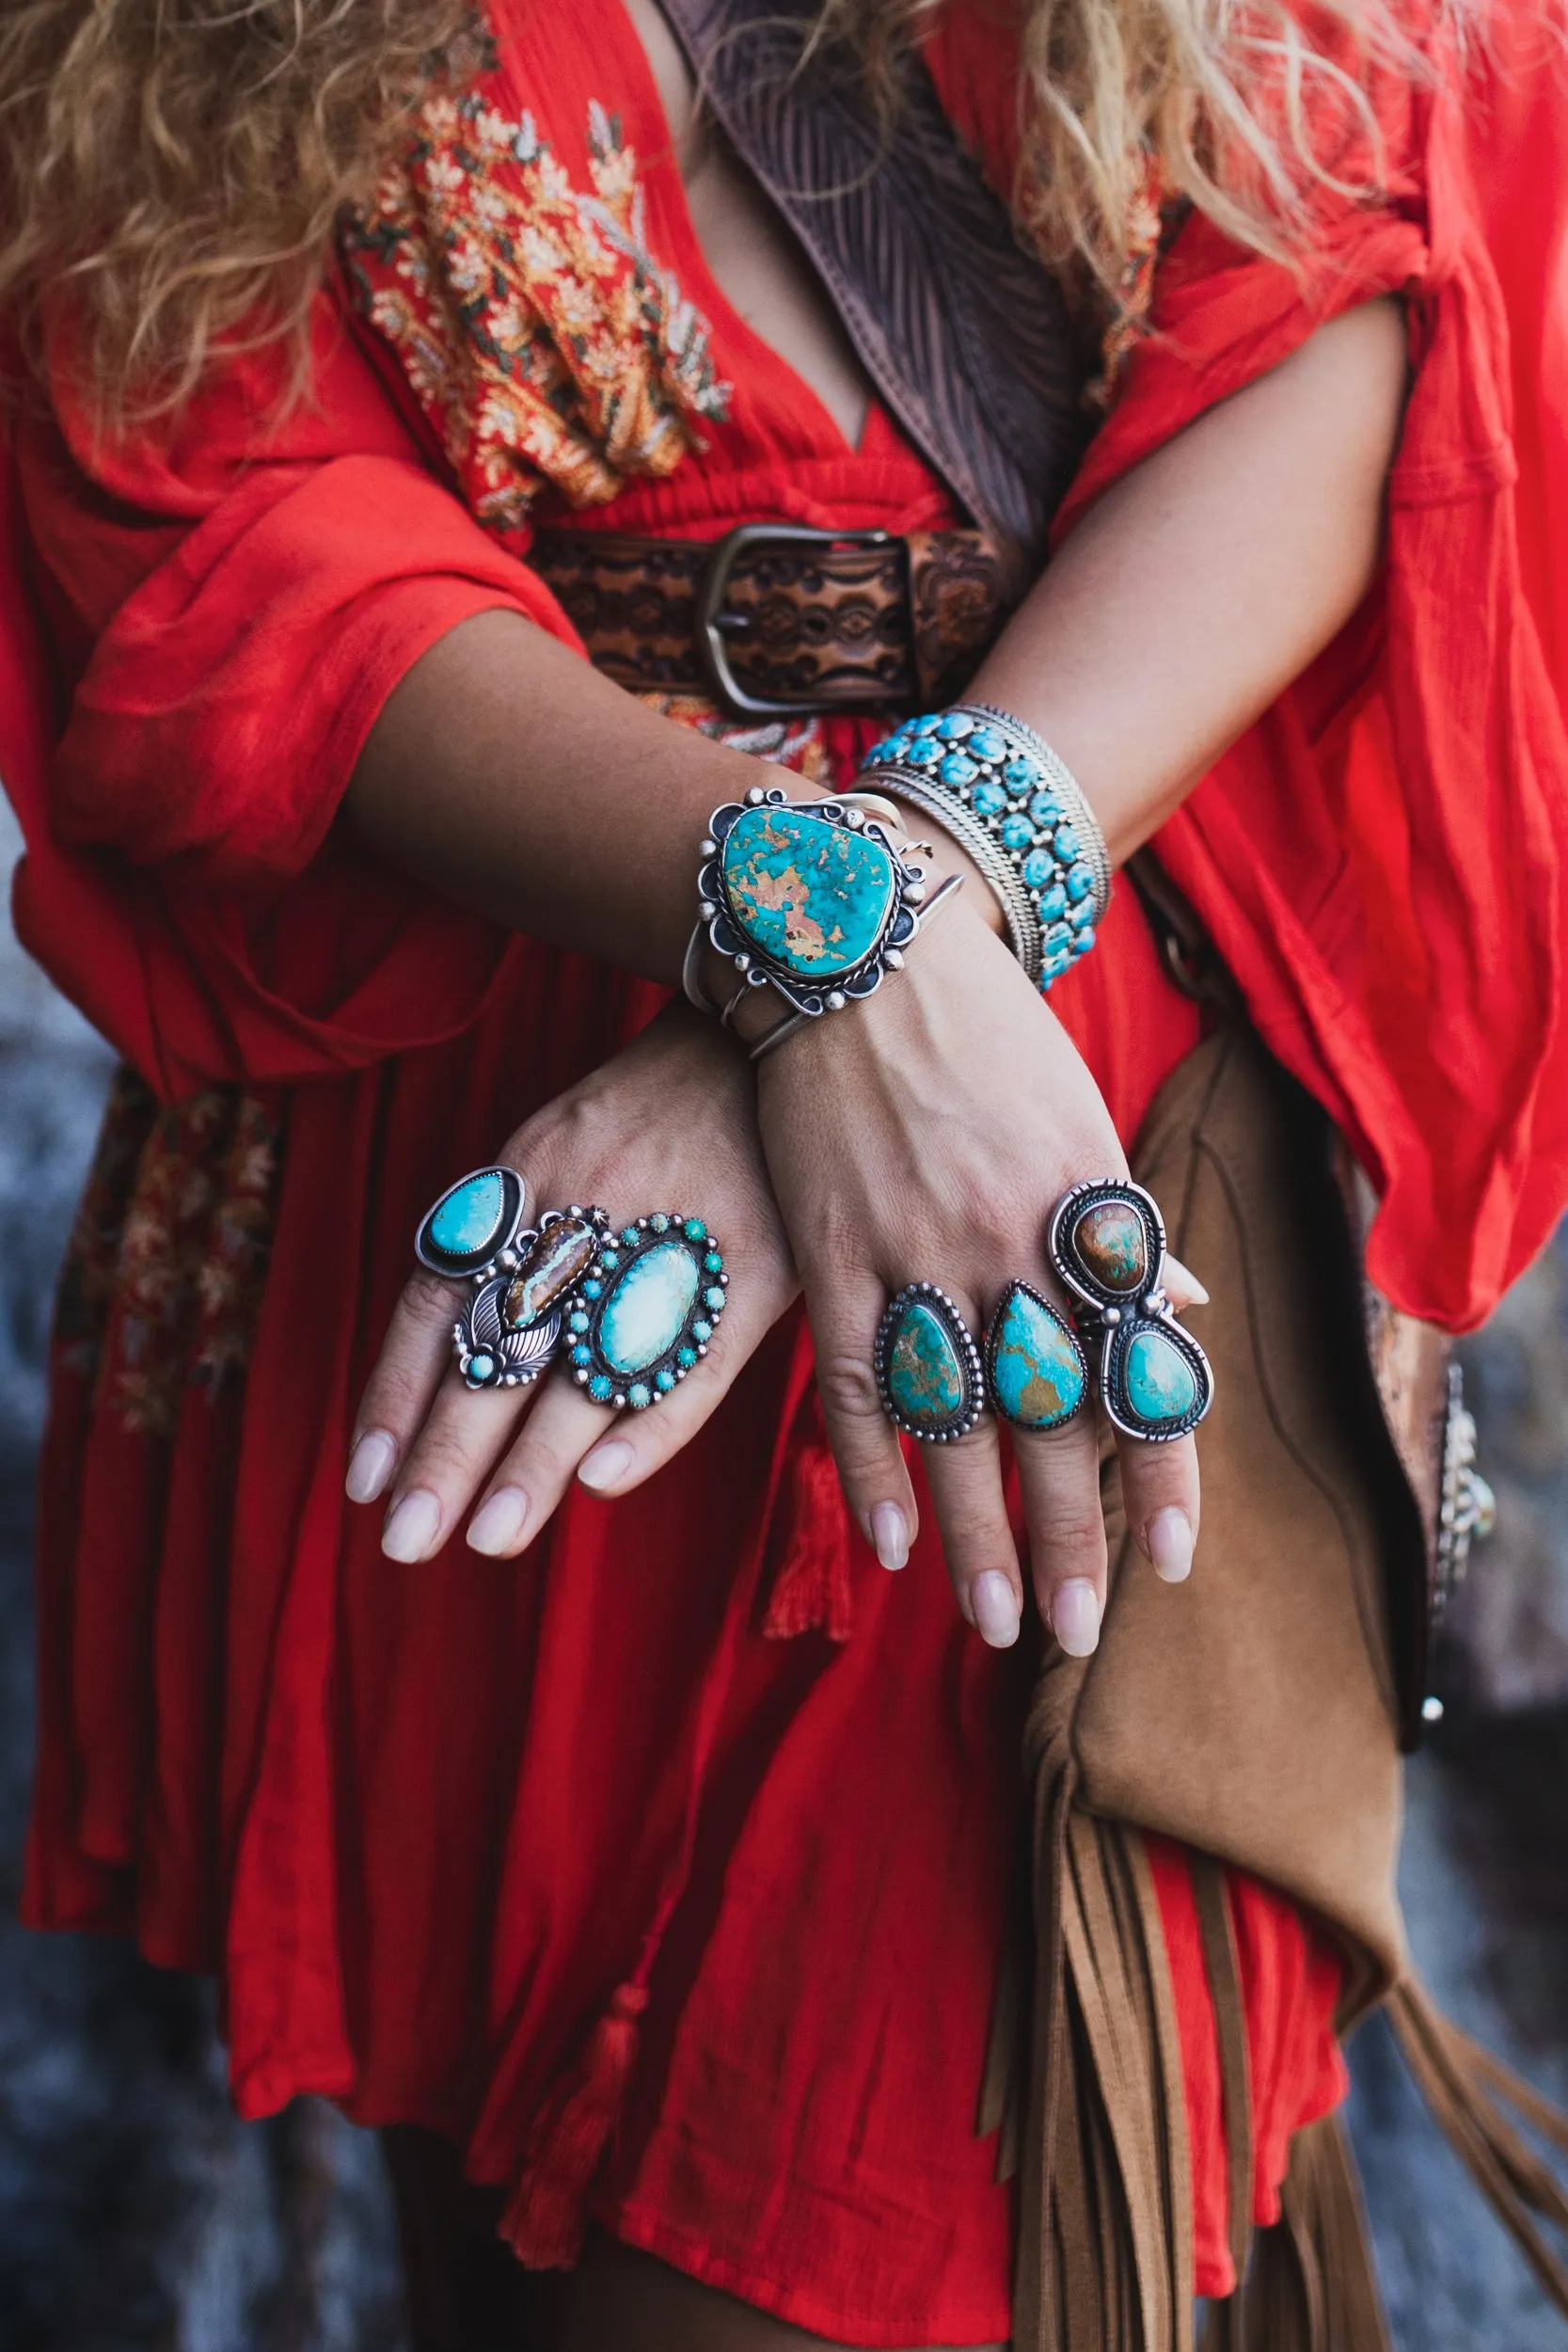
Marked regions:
[345,1429,396,1505]
[578,1438,634,1494]
[467,1486,529,1556]
[972,1570,1022,1648]
[1147,1506,1194,1583]
[382,1488,441,1563]
[1164,1255,1210,1307]
[1053,1578,1101,1657]
[870,1502,909,1571]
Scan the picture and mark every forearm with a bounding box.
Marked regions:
[970,295,1409,864]
[344,616,767,983]
[344,297,1406,977]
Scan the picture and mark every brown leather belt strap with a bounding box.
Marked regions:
[529,521,1015,719]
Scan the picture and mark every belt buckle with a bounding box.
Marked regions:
[694,521,906,722]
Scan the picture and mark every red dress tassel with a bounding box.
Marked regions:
[500,1980,651,2266]
[762,1437,857,1643]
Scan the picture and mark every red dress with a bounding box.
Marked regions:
[4,2,1565,2337]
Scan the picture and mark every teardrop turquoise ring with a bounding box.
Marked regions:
[561,1213,729,1411]
[874,1283,986,1443]
[982,1281,1088,1433]
[1046,1179,1213,1444]
[416,1168,613,1393]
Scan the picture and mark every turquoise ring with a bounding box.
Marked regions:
[983,1281,1088,1432]
[1047,1180,1212,1443]
[562,1213,728,1410]
[697,785,931,1021]
[875,1283,986,1443]
[416,1168,610,1392]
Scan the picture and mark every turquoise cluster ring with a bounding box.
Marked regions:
[1048,1179,1212,1442]
[416,1167,610,1392]
[562,1213,728,1411]
[698,785,933,1021]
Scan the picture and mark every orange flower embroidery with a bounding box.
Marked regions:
[342,76,732,531]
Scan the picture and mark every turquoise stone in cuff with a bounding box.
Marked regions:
[884,1297,971,1436]
[597,1241,700,1375]
[1122,1326,1199,1427]
[721,805,895,980]
[987,1286,1085,1431]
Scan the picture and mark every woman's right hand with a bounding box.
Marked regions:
[753,896,1204,1655]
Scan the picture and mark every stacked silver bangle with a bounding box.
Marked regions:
[858,702,1111,991]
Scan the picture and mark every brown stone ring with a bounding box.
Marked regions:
[414,1167,610,1392]
[1046,1179,1213,1444]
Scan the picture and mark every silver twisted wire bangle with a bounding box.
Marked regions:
[854,770,1043,985]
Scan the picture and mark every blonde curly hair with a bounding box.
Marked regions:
[0,0,1401,429]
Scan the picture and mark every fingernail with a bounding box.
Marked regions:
[870,1502,909,1571]
[1053,1578,1101,1657]
[467,1486,529,1556]
[578,1438,634,1494]
[345,1429,396,1505]
[1164,1255,1211,1307]
[971,1570,1022,1648]
[1147,1505,1194,1583]
[382,1488,441,1563]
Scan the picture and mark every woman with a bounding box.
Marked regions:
[3,0,1567,2344]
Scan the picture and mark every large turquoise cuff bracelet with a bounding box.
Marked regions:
[860,704,1110,992]
[697,785,940,1024]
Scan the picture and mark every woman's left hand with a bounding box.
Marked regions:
[346,1002,799,1561]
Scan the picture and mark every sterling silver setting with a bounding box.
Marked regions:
[1048,1178,1213,1443]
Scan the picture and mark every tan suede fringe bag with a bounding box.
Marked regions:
[980,1023,1568,2351]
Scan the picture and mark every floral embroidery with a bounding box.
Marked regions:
[1089,156,1177,407]
[55,1073,282,1435]
[341,72,732,532]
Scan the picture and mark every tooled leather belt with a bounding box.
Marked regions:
[529,521,1018,720]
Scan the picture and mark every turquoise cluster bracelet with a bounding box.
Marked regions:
[859,703,1110,990]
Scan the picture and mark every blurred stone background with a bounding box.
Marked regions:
[1,791,1565,2348]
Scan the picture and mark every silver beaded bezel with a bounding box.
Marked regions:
[562,1213,728,1411]
[874,1280,987,1443]
[698,786,931,1020]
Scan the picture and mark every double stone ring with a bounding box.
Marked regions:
[416,1168,727,1408]
[873,1179,1213,1445]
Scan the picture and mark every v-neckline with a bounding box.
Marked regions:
[610,0,874,461]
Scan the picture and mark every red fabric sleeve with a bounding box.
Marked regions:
[5,294,583,1096]
[1052,27,1568,1330]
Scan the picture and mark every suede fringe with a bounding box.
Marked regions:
[1387,1977,1568,2312]
[1005,1684,1196,2352]
[1200,2113,1390,2352]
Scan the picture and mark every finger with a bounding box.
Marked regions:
[347,1267,469,1505]
[922,1409,1025,1646]
[1163,1255,1210,1312]
[1011,1406,1111,1656]
[1116,1423,1202,1585]
[379,1371,533,1562]
[467,1255,798,1554]
[807,1275,920,1574]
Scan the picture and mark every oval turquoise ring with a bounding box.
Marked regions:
[1047,1178,1213,1443]
[562,1213,729,1410]
[415,1168,610,1393]
[875,1283,986,1443]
